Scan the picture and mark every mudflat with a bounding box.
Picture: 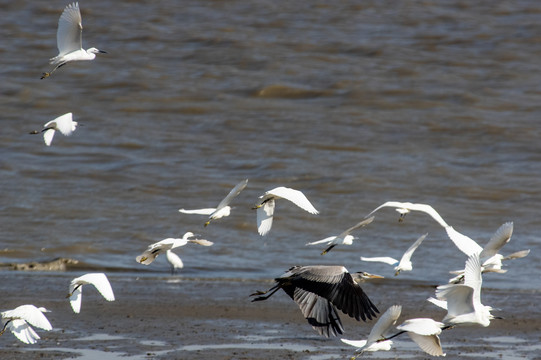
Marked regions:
[0,271,538,359]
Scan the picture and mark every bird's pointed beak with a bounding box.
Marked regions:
[364,273,384,279]
[99,50,107,54]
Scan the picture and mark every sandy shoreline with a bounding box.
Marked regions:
[0,270,539,359]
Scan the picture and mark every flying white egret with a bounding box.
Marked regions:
[341,305,401,355]
[0,305,52,344]
[165,250,184,274]
[366,201,528,271]
[179,179,248,226]
[250,265,379,337]
[135,232,213,266]
[435,253,496,327]
[29,113,78,146]
[41,2,106,79]
[360,233,428,275]
[253,186,319,236]
[305,217,375,255]
[68,273,115,314]
[395,318,446,357]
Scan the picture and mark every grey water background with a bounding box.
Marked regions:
[1,0,540,291]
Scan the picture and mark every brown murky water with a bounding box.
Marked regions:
[1,0,539,285]
[0,2,540,356]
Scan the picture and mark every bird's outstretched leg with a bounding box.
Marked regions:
[250,285,281,302]
[0,320,12,336]
[378,330,407,342]
[321,244,336,255]
[251,198,271,210]
[66,284,82,298]
[41,62,66,79]
[29,126,54,135]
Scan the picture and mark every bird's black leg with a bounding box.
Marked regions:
[321,244,336,255]
[250,284,281,301]
[41,62,67,79]
[0,320,12,336]
[377,330,406,342]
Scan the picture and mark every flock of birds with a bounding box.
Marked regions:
[2,2,531,358]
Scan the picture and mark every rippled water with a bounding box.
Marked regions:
[1,0,540,290]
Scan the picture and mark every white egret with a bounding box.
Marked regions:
[253,186,319,236]
[179,179,248,226]
[395,318,446,357]
[250,265,379,337]
[341,305,401,355]
[0,305,52,344]
[41,2,106,79]
[135,232,213,265]
[360,233,428,275]
[435,253,496,327]
[366,201,528,272]
[29,113,77,146]
[68,273,115,314]
[305,217,375,255]
[165,250,184,274]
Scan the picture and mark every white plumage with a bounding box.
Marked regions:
[306,216,374,255]
[366,201,528,272]
[31,112,78,146]
[0,305,52,344]
[135,232,213,266]
[254,186,319,236]
[360,233,427,275]
[396,318,446,356]
[41,2,106,79]
[68,273,115,314]
[179,179,248,226]
[435,253,494,327]
[341,305,401,354]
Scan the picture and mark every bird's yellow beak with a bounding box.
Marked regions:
[364,273,384,279]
